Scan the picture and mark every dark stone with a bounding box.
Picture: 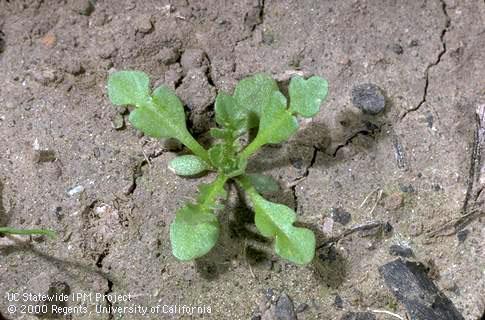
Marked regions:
[390,43,404,55]
[341,311,376,320]
[351,83,386,115]
[251,316,261,320]
[274,294,297,320]
[331,207,351,225]
[456,229,469,242]
[399,183,415,193]
[379,259,465,320]
[295,303,308,313]
[334,295,343,309]
[389,244,414,258]
[290,157,303,169]
[433,184,442,191]
[383,222,393,234]
[33,150,56,163]
[426,113,434,128]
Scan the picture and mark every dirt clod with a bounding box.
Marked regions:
[71,0,95,16]
[180,49,208,72]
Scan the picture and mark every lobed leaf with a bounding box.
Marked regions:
[169,176,228,261]
[168,155,210,176]
[234,73,279,128]
[289,76,328,117]
[237,176,315,265]
[240,91,299,159]
[128,85,188,140]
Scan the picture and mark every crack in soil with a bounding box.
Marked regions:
[96,247,114,320]
[400,0,450,120]
[291,146,319,211]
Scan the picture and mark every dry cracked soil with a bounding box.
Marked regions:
[0,0,484,319]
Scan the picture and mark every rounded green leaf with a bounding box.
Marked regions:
[128,85,189,140]
[234,73,279,128]
[289,75,328,117]
[169,204,220,261]
[168,155,209,176]
[107,71,150,107]
[251,193,315,265]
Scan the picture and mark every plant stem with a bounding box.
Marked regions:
[0,227,56,238]
[180,134,211,164]
[239,139,263,162]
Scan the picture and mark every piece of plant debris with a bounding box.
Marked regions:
[107,71,328,265]
[0,227,56,239]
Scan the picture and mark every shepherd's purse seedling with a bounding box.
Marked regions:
[107,71,328,265]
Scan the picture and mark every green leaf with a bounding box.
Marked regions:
[241,91,299,159]
[108,71,150,107]
[289,76,328,117]
[169,175,228,261]
[0,227,56,239]
[245,173,279,193]
[237,177,315,265]
[234,73,279,128]
[169,204,220,261]
[107,71,209,163]
[128,85,188,140]
[168,155,210,176]
[215,92,246,134]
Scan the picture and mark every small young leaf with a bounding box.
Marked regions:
[168,155,210,176]
[241,91,299,159]
[215,92,246,133]
[108,71,150,107]
[234,73,279,128]
[289,76,328,117]
[169,175,228,261]
[245,173,279,193]
[237,177,315,265]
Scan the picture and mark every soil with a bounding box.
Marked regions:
[0,0,484,319]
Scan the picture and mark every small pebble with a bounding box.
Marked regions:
[351,83,386,115]
[67,185,85,196]
[63,60,84,75]
[274,294,297,320]
[71,0,94,16]
[32,150,56,163]
[295,303,308,313]
[341,311,376,320]
[399,183,415,193]
[330,207,351,225]
[334,295,343,309]
[111,113,125,130]
[390,43,403,55]
[33,69,57,85]
[408,222,423,236]
[456,229,469,242]
[389,244,414,258]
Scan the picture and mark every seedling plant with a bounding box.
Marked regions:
[108,71,328,265]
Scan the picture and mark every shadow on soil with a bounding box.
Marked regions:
[193,109,391,285]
